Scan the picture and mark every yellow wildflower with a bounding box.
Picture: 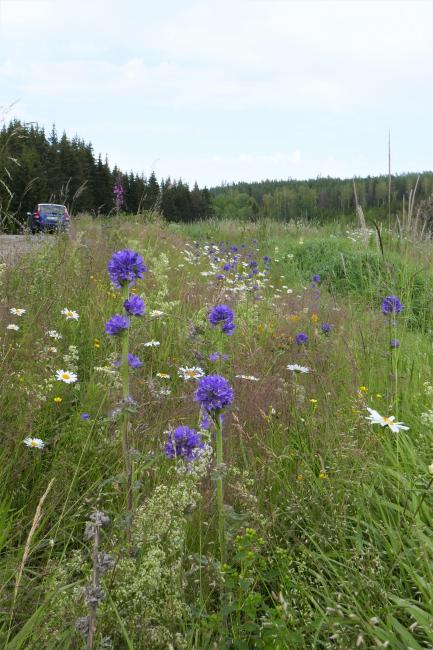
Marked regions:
[310,313,319,323]
[53,396,62,404]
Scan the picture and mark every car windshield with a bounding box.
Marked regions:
[39,204,65,217]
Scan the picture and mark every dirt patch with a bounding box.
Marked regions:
[0,234,51,266]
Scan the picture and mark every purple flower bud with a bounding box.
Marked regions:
[164,426,204,462]
[194,374,234,413]
[295,332,309,345]
[381,295,403,315]
[123,295,145,316]
[105,314,129,336]
[107,249,147,288]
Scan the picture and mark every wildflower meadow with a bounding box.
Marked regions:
[1,215,433,649]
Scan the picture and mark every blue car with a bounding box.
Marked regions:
[27,203,70,233]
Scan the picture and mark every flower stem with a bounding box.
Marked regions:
[215,412,225,565]
[87,523,100,650]
[121,284,132,543]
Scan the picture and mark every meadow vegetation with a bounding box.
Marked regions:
[1,214,433,649]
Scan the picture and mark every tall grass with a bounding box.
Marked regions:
[0,216,432,648]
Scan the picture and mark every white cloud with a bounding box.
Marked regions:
[2,0,431,112]
[0,0,431,185]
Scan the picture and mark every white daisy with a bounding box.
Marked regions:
[10,308,26,316]
[178,366,205,381]
[143,340,160,347]
[46,330,62,340]
[287,364,311,374]
[61,308,79,321]
[235,374,260,381]
[55,369,78,384]
[6,324,20,331]
[23,437,45,449]
[365,407,409,433]
[156,372,171,379]
[150,310,165,318]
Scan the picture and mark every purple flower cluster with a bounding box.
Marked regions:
[381,295,403,315]
[295,332,309,345]
[164,426,204,462]
[113,181,124,210]
[194,374,234,413]
[209,304,235,335]
[105,314,129,336]
[108,249,147,288]
[390,338,400,349]
[105,249,146,373]
[321,323,332,335]
[124,295,145,316]
[209,352,229,362]
[203,240,271,292]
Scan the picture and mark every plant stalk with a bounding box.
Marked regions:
[121,284,132,542]
[215,412,225,565]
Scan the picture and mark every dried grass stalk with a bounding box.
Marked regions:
[14,478,55,601]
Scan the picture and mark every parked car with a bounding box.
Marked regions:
[27,203,70,233]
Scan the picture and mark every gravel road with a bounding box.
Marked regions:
[0,234,51,265]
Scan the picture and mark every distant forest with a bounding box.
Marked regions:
[211,173,433,222]
[1,119,432,229]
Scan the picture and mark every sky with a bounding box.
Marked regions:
[0,0,432,187]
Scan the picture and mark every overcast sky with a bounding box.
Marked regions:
[0,0,432,186]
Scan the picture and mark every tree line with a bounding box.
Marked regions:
[211,173,433,222]
[1,119,432,231]
[0,120,213,230]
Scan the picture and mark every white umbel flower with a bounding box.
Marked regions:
[23,437,45,449]
[366,407,409,433]
[55,369,78,384]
